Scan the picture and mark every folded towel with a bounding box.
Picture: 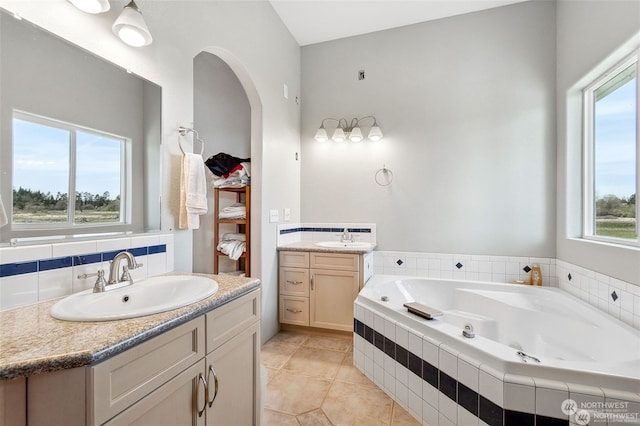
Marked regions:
[219,203,246,219]
[220,232,246,242]
[179,153,208,230]
[212,163,251,188]
[217,239,246,260]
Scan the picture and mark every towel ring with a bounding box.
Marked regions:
[178,126,204,156]
[375,166,394,186]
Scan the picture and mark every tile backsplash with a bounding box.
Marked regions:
[277,222,377,246]
[0,233,174,311]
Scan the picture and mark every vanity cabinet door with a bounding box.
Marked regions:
[309,269,359,331]
[103,360,206,426]
[205,321,260,426]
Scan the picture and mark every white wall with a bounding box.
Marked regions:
[300,1,557,258]
[556,0,640,286]
[0,0,301,342]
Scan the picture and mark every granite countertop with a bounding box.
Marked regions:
[277,241,375,254]
[0,273,260,380]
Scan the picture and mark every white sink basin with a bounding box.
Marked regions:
[50,275,219,322]
[315,241,372,249]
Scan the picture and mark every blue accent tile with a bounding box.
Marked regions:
[364,325,374,344]
[396,259,403,266]
[611,291,618,301]
[73,253,102,266]
[39,257,72,271]
[422,360,439,388]
[0,261,38,277]
[439,371,457,402]
[456,262,464,269]
[458,382,478,416]
[395,345,408,368]
[102,250,125,261]
[523,265,531,273]
[408,352,422,377]
[505,410,534,426]
[129,246,148,257]
[148,244,166,254]
[479,395,503,426]
[384,336,395,358]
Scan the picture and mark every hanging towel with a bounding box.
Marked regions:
[0,195,7,227]
[179,152,208,230]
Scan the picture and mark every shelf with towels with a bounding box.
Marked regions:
[213,186,250,276]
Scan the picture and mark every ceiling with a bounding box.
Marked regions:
[268,0,529,46]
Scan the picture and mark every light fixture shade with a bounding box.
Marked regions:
[112,0,153,47]
[349,126,363,142]
[368,125,383,141]
[68,0,110,13]
[332,127,346,142]
[314,127,328,142]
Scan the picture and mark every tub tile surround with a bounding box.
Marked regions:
[0,233,174,311]
[373,251,640,331]
[354,304,640,426]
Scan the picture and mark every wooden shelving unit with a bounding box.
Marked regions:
[213,186,250,276]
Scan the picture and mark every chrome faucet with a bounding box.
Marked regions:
[107,251,139,286]
[340,228,354,243]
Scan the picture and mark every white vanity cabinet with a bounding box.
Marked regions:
[22,288,261,426]
[279,250,372,332]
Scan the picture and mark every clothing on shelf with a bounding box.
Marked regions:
[219,203,246,220]
[217,232,246,261]
[212,162,250,188]
[205,152,250,177]
[179,152,208,230]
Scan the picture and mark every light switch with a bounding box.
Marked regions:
[269,209,279,223]
[283,208,291,221]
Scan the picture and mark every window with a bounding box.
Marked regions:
[583,51,638,245]
[12,111,128,230]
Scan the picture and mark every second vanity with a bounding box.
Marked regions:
[0,274,261,426]
[277,242,374,332]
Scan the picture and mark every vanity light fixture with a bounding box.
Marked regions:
[112,0,153,47]
[314,116,383,142]
[67,0,110,14]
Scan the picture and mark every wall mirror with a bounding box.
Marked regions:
[0,8,161,245]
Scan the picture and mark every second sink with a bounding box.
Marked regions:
[315,241,372,249]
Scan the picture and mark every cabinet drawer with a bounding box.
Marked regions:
[279,296,309,326]
[310,252,359,271]
[279,267,309,297]
[206,289,261,353]
[89,316,205,425]
[279,251,309,268]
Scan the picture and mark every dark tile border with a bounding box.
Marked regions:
[353,318,567,426]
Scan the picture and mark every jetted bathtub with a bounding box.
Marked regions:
[353,275,640,425]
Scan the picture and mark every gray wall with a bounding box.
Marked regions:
[556,0,640,285]
[192,51,251,274]
[301,1,557,257]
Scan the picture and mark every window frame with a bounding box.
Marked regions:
[582,49,639,247]
[11,110,131,233]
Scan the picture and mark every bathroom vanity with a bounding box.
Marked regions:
[0,274,261,426]
[277,244,373,332]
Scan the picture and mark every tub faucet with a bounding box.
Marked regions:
[340,228,353,243]
[107,251,139,286]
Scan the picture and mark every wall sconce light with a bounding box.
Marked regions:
[314,116,383,142]
[67,0,110,14]
[112,0,153,47]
